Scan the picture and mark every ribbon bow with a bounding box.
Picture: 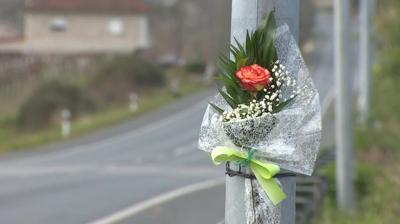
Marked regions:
[211,146,286,205]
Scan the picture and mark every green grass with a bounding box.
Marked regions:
[316,152,400,224]
[0,70,209,153]
[314,69,400,223]
[315,4,400,220]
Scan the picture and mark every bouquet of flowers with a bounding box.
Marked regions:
[198,11,321,223]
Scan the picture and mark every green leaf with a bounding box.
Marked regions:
[234,37,245,53]
[216,68,232,79]
[216,68,230,78]
[209,102,224,115]
[235,50,245,63]
[218,55,239,82]
[264,11,278,66]
[236,57,249,70]
[218,88,238,109]
[225,84,238,102]
[219,53,236,69]
[219,55,237,78]
[229,44,240,57]
[272,96,296,113]
[235,89,251,104]
[245,31,252,54]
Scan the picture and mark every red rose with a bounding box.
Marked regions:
[236,64,271,91]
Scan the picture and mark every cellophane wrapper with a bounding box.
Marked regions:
[198,24,321,224]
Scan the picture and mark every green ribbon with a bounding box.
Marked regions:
[235,148,256,167]
[211,146,286,205]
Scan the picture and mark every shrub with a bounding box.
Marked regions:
[89,55,166,104]
[185,60,207,74]
[17,81,96,132]
[318,162,377,201]
[97,55,165,86]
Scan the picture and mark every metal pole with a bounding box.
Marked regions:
[334,0,355,211]
[358,0,375,125]
[226,1,298,223]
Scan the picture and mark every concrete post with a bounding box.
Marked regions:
[171,79,180,97]
[61,109,71,138]
[226,1,299,223]
[334,0,355,211]
[129,92,138,112]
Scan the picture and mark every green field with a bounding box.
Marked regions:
[0,65,210,154]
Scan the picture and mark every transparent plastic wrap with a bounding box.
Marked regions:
[198,24,321,175]
[245,174,282,224]
[198,24,321,224]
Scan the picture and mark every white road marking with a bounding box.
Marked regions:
[86,177,226,224]
[4,99,210,166]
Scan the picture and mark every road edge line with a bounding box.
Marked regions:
[87,177,226,224]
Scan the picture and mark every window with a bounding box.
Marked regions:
[50,18,67,32]
[107,19,124,36]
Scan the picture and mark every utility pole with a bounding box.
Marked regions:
[358,0,375,125]
[226,1,299,223]
[334,0,355,211]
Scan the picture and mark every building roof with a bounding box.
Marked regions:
[25,0,150,13]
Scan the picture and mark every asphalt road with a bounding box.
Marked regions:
[0,88,226,224]
[0,11,358,224]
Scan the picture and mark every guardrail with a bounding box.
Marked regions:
[295,149,334,223]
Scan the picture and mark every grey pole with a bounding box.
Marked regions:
[358,0,375,125]
[226,1,299,223]
[334,0,355,210]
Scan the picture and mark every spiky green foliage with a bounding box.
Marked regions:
[212,11,279,114]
